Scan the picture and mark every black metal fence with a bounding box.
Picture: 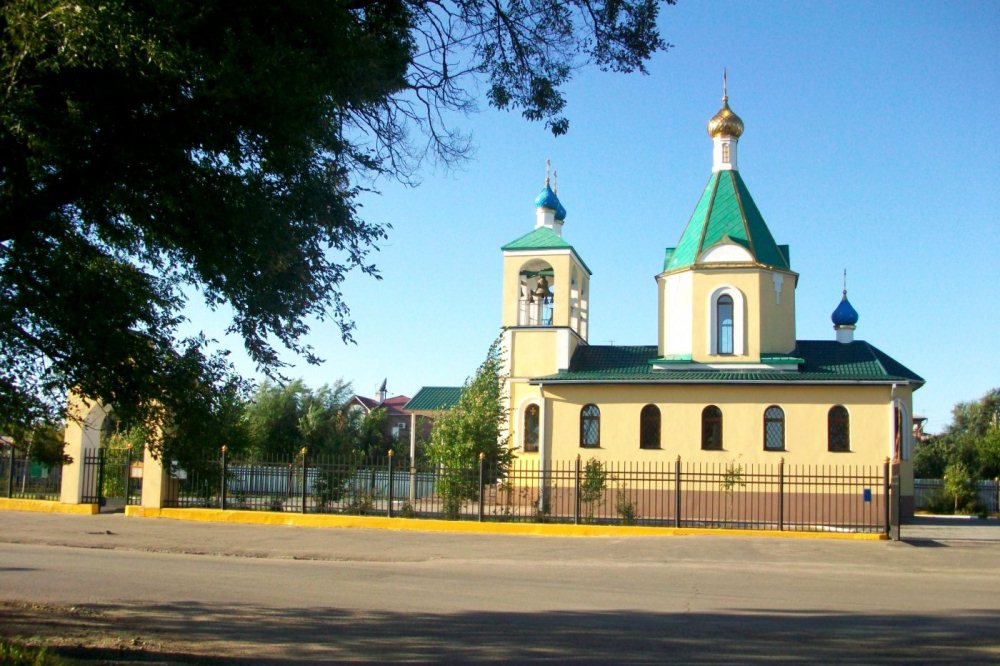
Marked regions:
[163,451,891,534]
[1,444,63,500]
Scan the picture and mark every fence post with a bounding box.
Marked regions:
[96,448,106,507]
[674,456,682,528]
[477,452,485,522]
[124,445,133,507]
[574,455,581,525]
[883,458,891,539]
[778,457,785,531]
[387,450,395,518]
[220,445,228,511]
[6,444,14,498]
[301,447,308,514]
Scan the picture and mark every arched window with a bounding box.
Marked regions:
[717,294,734,355]
[523,404,539,453]
[580,404,600,448]
[640,405,661,449]
[764,406,785,451]
[721,143,730,164]
[828,406,850,452]
[702,405,723,450]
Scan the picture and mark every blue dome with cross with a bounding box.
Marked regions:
[534,184,567,221]
[831,292,859,327]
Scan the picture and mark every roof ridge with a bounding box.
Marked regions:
[696,172,722,259]
[729,170,758,258]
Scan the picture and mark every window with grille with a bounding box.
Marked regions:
[523,404,539,452]
[580,404,600,448]
[640,404,661,449]
[828,406,850,452]
[764,405,785,451]
[702,405,723,450]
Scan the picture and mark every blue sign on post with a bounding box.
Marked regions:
[863,488,872,503]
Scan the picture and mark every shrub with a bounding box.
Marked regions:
[616,485,638,525]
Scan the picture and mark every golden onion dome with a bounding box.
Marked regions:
[707,96,744,139]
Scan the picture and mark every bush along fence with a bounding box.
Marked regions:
[0,443,63,501]
[163,449,894,534]
[914,478,999,515]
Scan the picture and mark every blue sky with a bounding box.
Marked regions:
[191,1,998,433]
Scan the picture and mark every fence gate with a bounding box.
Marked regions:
[82,447,139,512]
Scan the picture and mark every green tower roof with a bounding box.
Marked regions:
[663,170,790,273]
[502,227,592,275]
[501,226,572,251]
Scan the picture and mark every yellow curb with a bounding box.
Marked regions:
[125,506,886,540]
[0,498,100,515]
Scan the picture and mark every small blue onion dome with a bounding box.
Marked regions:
[831,291,859,327]
[534,184,567,221]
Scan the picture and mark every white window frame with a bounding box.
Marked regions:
[707,286,745,356]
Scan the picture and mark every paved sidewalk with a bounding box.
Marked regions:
[902,514,1000,542]
[1,509,997,561]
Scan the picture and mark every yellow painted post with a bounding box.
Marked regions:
[60,396,107,505]
[140,446,170,509]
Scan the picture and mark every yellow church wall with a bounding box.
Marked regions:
[537,383,899,468]
[507,330,556,378]
[684,268,800,361]
[690,270,762,362]
[757,271,797,354]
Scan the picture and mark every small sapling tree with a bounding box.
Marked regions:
[427,339,512,519]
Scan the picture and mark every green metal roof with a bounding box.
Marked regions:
[664,171,790,273]
[403,386,462,412]
[502,227,572,251]
[501,227,593,275]
[532,341,923,386]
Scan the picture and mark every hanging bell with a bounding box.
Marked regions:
[533,276,550,301]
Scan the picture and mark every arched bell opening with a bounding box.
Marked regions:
[518,259,555,326]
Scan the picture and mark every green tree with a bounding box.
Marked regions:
[913,436,950,479]
[353,406,393,459]
[1,0,673,439]
[426,338,512,518]
[1,419,67,467]
[244,379,355,459]
[580,457,608,522]
[915,388,1000,480]
[943,460,974,513]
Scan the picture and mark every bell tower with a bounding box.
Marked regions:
[501,166,591,380]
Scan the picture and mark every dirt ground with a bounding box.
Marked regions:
[0,600,231,664]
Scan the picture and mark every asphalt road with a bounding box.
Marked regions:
[1,512,998,663]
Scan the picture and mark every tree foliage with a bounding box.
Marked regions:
[0,0,673,437]
[914,388,1000,480]
[427,338,512,516]
[1,419,66,467]
[243,379,361,459]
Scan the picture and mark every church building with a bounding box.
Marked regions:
[498,87,923,516]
